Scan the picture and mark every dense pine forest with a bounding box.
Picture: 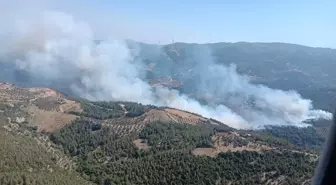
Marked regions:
[0,89,325,185]
[48,101,320,185]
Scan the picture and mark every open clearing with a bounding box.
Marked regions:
[27,105,78,132]
[192,132,274,157]
[133,139,150,151]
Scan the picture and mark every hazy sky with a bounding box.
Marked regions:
[2,0,336,48]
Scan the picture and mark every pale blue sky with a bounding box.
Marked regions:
[3,0,336,48]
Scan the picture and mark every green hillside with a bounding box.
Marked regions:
[0,127,91,185]
[0,85,320,185]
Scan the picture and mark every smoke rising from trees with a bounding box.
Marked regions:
[0,11,331,129]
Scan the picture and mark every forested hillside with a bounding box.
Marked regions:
[0,85,320,185]
[51,118,316,185]
[0,119,92,185]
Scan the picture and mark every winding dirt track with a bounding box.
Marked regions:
[119,104,128,115]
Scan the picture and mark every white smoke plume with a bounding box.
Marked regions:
[0,11,331,129]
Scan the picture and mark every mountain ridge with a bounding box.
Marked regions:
[127,39,336,50]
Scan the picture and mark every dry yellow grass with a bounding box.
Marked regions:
[165,108,204,125]
[133,139,150,151]
[192,148,216,157]
[165,108,219,125]
[59,99,82,113]
[27,88,62,98]
[0,84,83,133]
[26,105,78,133]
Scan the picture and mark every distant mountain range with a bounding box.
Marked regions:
[134,41,336,111]
[2,41,336,110]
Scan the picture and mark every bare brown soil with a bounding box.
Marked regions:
[0,84,82,133]
[28,88,62,98]
[133,139,150,151]
[192,148,216,157]
[165,108,205,125]
[59,99,82,113]
[26,105,78,132]
[165,108,219,125]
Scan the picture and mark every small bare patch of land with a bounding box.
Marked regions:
[192,148,216,157]
[165,108,219,125]
[192,132,274,157]
[133,139,150,151]
[26,105,78,132]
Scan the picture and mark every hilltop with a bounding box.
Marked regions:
[0,82,224,132]
[0,83,320,185]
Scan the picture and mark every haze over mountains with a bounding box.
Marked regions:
[1,9,335,185]
[0,11,333,129]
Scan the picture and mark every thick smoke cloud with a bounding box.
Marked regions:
[0,11,332,129]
